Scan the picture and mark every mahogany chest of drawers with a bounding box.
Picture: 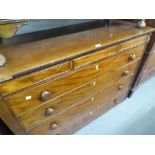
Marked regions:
[0,20,154,135]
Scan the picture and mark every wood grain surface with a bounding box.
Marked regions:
[0,20,154,134]
[0,20,154,82]
[5,46,143,116]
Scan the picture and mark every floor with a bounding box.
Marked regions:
[75,76,155,135]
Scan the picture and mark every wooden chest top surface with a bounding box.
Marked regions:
[0,20,154,82]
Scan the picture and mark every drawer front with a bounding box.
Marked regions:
[73,36,147,69]
[18,73,134,129]
[5,45,144,116]
[119,35,147,52]
[73,45,118,69]
[7,59,139,117]
[29,91,128,135]
[0,61,71,95]
[0,43,144,97]
[54,92,127,135]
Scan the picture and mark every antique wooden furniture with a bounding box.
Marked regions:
[0,20,154,135]
[127,20,155,95]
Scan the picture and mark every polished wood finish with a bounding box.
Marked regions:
[0,61,71,94]
[0,20,154,134]
[5,46,143,116]
[0,20,153,83]
[73,45,118,69]
[19,74,134,129]
[119,35,147,51]
[0,97,25,134]
[73,35,147,69]
[29,91,128,135]
[0,44,145,98]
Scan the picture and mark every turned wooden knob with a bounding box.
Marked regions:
[129,54,136,61]
[40,90,52,101]
[95,64,99,70]
[51,123,58,129]
[45,107,54,116]
[147,35,150,42]
[0,54,6,67]
[118,85,123,90]
[123,70,130,76]
[114,98,119,104]
[137,19,146,28]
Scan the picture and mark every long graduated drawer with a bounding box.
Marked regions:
[28,90,128,135]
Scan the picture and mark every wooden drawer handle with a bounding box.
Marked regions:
[118,85,124,90]
[129,54,136,61]
[95,64,99,70]
[45,107,54,116]
[51,123,58,130]
[40,90,52,101]
[90,81,96,86]
[123,70,130,76]
[0,54,6,67]
[114,98,119,104]
[147,35,150,42]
